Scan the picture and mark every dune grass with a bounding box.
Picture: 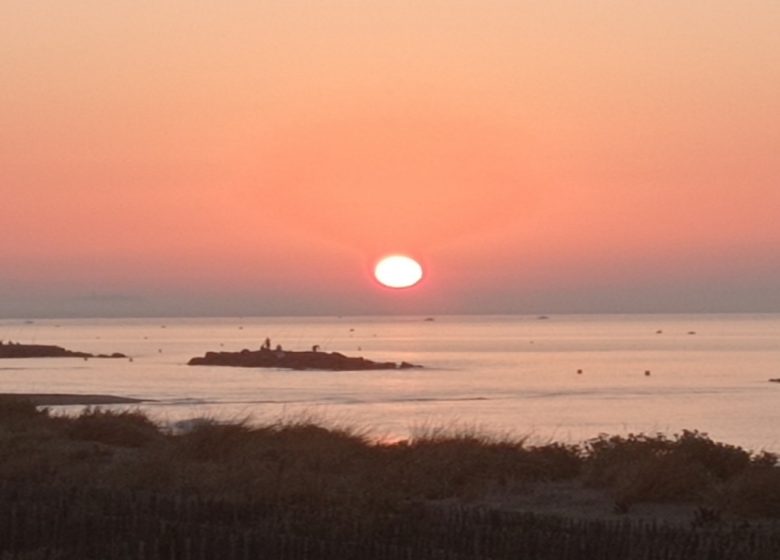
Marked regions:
[1,396,779,558]
[0,396,777,516]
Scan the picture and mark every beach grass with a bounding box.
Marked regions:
[1,395,779,558]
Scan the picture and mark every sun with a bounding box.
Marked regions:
[374,255,424,289]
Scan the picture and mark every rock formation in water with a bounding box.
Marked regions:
[188,347,421,371]
[0,342,126,359]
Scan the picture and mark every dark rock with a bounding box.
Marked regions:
[399,361,422,369]
[95,352,129,359]
[188,347,422,371]
[0,343,126,359]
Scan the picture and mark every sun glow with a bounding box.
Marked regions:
[374,255,424,289]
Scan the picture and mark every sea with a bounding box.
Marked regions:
[1,314,779,452]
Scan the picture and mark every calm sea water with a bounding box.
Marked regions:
[1,314,779,451]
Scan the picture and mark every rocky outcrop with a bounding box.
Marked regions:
[0,343,126,359]
[188,348,421,371]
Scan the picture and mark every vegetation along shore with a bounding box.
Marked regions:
[0,395,779,559]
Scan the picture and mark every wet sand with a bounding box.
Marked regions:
[0,393,148,405]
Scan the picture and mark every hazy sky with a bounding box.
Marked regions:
[2,1,779,317]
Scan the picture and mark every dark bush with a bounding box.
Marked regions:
[526,443,583,480]
[721,466,780,518]
[584,430,755,505]
[380,434,582,500]
[0,396,49,433]
[672,429,752,480]
[175,418,260,461]
[67,407,161,447]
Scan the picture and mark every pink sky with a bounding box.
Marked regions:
[2,2,780,317]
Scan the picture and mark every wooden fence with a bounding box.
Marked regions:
[0,483,778,559]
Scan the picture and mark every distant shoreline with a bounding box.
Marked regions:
[0,393,147,405]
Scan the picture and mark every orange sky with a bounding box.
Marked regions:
[2,1,779,316]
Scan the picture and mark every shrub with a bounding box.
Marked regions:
[0,396,44,419]
[175,418,259,462]
[672,430,752,480]
[263,420,371,469]
[0,396,50,434]
[67,407,161,447]
[583,430,754,505]
[720,466,780,518]
[381,431,581,500]
[526,443,583,480]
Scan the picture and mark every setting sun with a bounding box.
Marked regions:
[374,255,424,289]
